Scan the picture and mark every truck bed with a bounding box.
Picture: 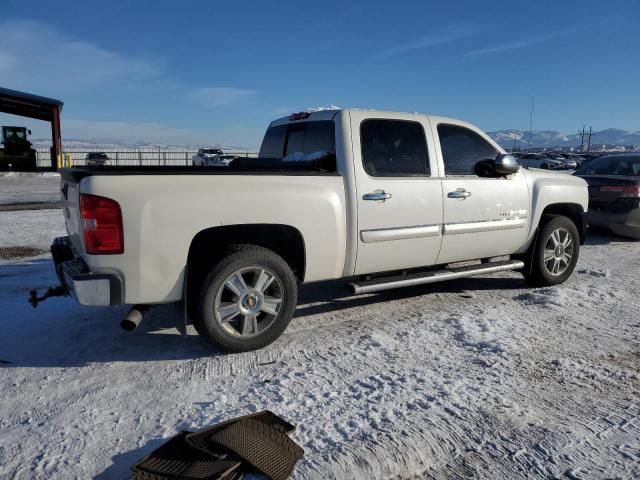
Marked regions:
[59,158,338,182]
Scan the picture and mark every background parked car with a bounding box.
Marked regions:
[575,153,640,239]
[519,153,564,170]
[192,148,224,166]
[546,151,577,169]
[561,153,581,168]
[85,152,110,166]
[214,154,239,166]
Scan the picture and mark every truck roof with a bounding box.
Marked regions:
[268,109,495,152]
[269,108,475,130]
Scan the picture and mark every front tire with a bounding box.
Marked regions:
[526,215,580,286]
[195,245,298,352]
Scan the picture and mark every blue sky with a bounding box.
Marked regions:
[1,0,639,147]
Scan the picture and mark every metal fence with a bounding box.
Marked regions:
[35,148,259,168]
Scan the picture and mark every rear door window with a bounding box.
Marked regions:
[360,119,429,176]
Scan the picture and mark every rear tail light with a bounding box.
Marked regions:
[80,194,124,254]
[600,185,640,197]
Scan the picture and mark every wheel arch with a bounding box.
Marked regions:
[187,223,307,283]
[540,203,586,245]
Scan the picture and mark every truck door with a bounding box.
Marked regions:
[433,122,529,264]
[350,111,444,275]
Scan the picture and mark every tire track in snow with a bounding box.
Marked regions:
[1,239,639,478]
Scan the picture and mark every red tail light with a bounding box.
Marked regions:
[600,185,640,197]
[80,194,124,254]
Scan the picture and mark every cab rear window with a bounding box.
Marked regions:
[259,121,335,160]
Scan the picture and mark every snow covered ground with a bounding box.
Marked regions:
[0,172,61,205]
[0,176,638,479]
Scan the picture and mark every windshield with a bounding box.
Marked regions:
[575,156,640,176]
[4,127,26,139]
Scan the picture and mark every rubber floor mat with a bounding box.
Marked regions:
[131,432,240,480]
[219,471,243,480]
[209,418,304,480]
[185,411,295,456]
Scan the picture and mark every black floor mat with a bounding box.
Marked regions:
[185,411,295,457]
[219,471,243,480]
[209,418,304,480]
[131,432,240,480]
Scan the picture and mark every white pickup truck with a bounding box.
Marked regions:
[41,109,588,352]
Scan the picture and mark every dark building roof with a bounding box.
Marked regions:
[0,86,63,122]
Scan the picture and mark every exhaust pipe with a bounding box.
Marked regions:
[121,305,149,332]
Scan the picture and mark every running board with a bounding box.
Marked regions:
[348,260,525,295]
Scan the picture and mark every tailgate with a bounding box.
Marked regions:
[59,174,84,254]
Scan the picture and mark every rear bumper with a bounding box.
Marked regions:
[52,237,123,306]
[587,209,640,240]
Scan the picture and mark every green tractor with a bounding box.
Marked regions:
[0,126,38,171]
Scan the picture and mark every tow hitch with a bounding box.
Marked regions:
[28,285,68,308]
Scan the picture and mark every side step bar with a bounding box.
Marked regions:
[349,260,525,295]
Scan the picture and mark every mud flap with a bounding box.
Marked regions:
[176,265,190,337]
[522,227,540,277]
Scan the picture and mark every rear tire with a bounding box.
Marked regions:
[525,215,580,286]
[541,163,549,169]
[195,245,298,352]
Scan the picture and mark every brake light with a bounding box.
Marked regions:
[289,112,311,121]
[80,194,124,254]
[600,185,640,197]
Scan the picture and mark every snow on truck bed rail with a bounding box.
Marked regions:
[0,175,638,479]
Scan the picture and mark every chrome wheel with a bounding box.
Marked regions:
[543,227,574,276]
[213,266,284,338]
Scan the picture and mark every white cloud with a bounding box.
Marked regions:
[0,20,257,112]
[458,28,579,58]
[61,119,205,146]
[373,25,489,60]
[192,87,257,108]
[0,20,159,93]
[0,20,260,144]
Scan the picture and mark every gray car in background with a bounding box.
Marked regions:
[575,153,640,239]
[85,152,110,166]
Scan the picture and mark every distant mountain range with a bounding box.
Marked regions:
[30,138,248,151]
[488,128,640,150]
[29,128,640,151]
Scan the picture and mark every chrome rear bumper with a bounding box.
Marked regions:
[52,236,123,306]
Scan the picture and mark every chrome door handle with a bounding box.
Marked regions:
[448,189,471,199]
[363,191,392,201]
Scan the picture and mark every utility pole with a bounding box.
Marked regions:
[528,96,534,151]
[579,126,586,152]
[586,126,597,152]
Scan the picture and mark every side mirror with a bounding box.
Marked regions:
[494,153,520,176]
[28,129,32,135]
